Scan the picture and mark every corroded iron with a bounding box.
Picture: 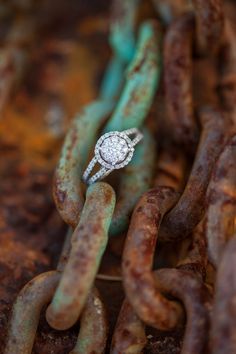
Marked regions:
[4,271,107,354]
[110,299,146,354]
[218,20,236,114]
[192,0,224,54]
[205,135,236,267]
[159,107,227,242]
[210,237,236,354]
[112,214,210,354]
[152,0,190,24]
[70,287,108,354]
[4,271,60,354]
[46,182,116,330]
[123,187,183,330]
[53,100,114,228]
[104,20,162,132]
[154,144,186,191]
[164,13,198,145]
[110,128,156,236]
[155,268,210,354]
[2,0,236,353]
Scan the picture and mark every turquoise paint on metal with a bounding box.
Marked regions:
[4,271,60,354]
[110,128,156,236]
[53,99,115,228]
[110,0,140,63]
[100,55,126,100]
[104,20,162,132]
[70,288,107,354]
[46,182,116,330]
[4,271,107,354]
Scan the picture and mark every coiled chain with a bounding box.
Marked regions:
[3,0,236,353]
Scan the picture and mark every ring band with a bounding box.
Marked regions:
[82,128,143,185]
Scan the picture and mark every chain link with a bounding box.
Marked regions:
[4,0,236,353]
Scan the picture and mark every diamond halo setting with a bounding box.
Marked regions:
[83,128,143,185]
[95,132,134,169]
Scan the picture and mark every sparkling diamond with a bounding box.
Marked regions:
[99,136,129,165]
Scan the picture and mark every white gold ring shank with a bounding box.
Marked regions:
[82,128,143,185]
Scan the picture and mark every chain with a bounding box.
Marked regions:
[4,0,236,353]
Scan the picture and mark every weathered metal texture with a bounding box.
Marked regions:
[109,0,140,63]
[100,0,140,100]
[104,20,162,132]
[159,107,227,242]
[155,268,211,354]
[57,228,73,272]
[210,237,236,354]
[192,0,224,54]
[123,187,184,330]
[4,271,60,354]
[110,299,146,354]
[110,128,156,236]
[46,182,116,330]
[112,214,209,354]
[100,55,126,100]
[177,221,208,279]
[155,219,209,354]
[205,135,236,267]
[4,271,108,354]
[152,0,191,25]
[164,13,198,146]
[153,144,186,191]
[53,100,114,228]
[218,20,236,114]
[69,287,108,354]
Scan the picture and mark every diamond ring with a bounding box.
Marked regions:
[82,128,143,185]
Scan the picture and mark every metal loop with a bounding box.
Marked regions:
[47,182,115,330]
[159,107,228,242]
[122,187,183,330]
[4,271,107,354]
[205,135,236,267]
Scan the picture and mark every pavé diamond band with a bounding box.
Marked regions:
[82,128,143,185]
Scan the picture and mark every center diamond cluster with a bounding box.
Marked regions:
[100,136,129,165]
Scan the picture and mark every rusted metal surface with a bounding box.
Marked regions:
[112,212,210,354]
[205,135,236,267]
[152,0,190,25]
[154,144,187,191]
[47,182,115,330]
[155,268,211,354]
[164,13,198,145]
[210,237,236,354]
[110,299,146,354]
[123,187,183,330]
[218,19,236,115]
[1,0,236,353]
[110,128,156,236]
[53,100,114,228]
[192,0,224,54]
[5,271,60,354]
[70,287,108,354]
[5,190,109,353]
[104,20,162,132]
[156,223,211,354]
[177,222,208,279]
[159,107,227,242]
[5,271,107,354]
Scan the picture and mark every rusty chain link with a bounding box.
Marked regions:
[3,0,236,353]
